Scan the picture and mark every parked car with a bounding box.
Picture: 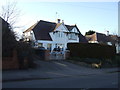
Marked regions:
[37,47,46,50]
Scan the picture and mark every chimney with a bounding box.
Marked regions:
[57,19,61,23]
[107,31,109,36]
[62,20,64,24]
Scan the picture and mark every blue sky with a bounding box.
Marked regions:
[0,1,118,37]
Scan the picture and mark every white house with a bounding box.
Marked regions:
[23,19,87,52]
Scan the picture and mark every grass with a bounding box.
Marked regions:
[67,55,120,68]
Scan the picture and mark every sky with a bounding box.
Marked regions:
[0,0,119,38]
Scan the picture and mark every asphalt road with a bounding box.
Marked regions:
[3,72,119,88]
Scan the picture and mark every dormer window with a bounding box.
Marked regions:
[68,33,77,40]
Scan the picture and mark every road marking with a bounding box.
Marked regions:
[54,62,67,67]
[46,72,71,76]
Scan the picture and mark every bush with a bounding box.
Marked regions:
[17,41,35,69]
[2,20,17,57]
[111,55,120,67]
[2,18,35,69]
[67,43,116,59]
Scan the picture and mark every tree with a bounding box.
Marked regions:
[85,30,95,35]
[1,17,17,57]
[0,0,21,29]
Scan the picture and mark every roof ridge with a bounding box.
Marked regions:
[23,22,38,33]
[40,20,56,24]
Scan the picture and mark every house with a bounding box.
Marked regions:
[85,32,109,44]
[108,35,120,54]
[23,19,87,52]
[85,32,120,54]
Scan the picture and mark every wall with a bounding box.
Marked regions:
[35,49,50,60]
[50,24,79,51]
[2,50,19,70]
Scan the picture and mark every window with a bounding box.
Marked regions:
[56,31,63,37]
[69,33,77,40]
[58,32,60,37]
[38,43,43,47]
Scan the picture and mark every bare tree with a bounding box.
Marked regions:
[0,0,21,29]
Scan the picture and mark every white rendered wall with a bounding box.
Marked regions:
[24,24,80,51]
[50,24,70,50]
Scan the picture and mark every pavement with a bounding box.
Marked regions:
[2,59,120,82]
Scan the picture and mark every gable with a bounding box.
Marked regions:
[55,23,69,32]
[71,27,79,33]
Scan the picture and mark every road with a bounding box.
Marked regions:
[2,60,119,88]
[3,71,119,88]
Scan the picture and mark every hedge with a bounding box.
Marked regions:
[67,43,116,58]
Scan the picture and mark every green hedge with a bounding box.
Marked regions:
[67,43,116,58]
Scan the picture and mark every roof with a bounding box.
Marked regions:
[65,25,75,31]
[108,35,120,44]
[23,20,87,42]
[23,22,38,33]
[74,25,88,43]
[53,23,62,31]
[32,20,56,41]
[79,33,88,43]
[65,24,88,43]
[96,32,109,43]
[85,32,120,44]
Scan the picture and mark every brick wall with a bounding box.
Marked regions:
[65,50,70,59]
[44,50,50,61]
[35,49,50,60]
[2,50,19,70]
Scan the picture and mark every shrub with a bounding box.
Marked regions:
[16,41,35,69]
[2,19,17,57]
[2,18,35,69]
[67,43,116,59]
[111,55,120,67]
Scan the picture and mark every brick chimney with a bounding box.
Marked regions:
[62,20,64,24]
[107,31,109,36]
[57,19,61,23]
